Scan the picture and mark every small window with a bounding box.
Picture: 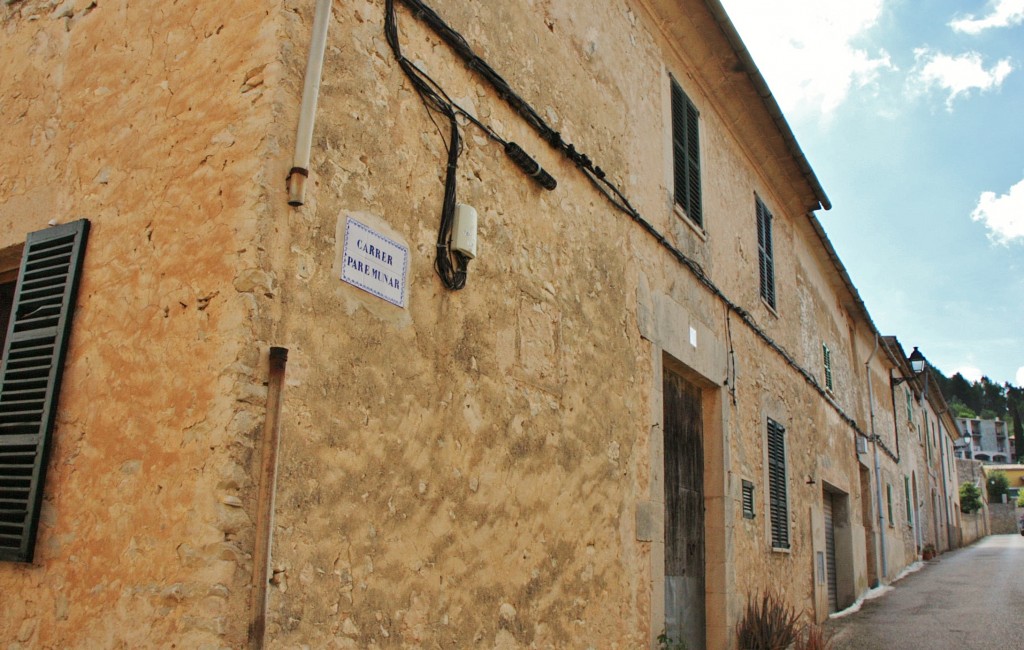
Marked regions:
[886,483,894,527]
[670,77,702,227]
[767,419,789,549]
[742,480,755,519]
[756,197,775,310]
[905,389,913,424]
[904,477,913,525]
[822,344,833,392]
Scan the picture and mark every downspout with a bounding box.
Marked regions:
[865,334,887,582]
[287,0,332,206]
[247,347,289,649]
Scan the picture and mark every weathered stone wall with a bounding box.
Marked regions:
[0,0,285,646]
[957,458,990,546]
[1,0,909,647]
[261,0,878,647]
[988,503,1018,535]
[959,510,987,545]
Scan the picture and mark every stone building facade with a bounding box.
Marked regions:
[0,0,957,648]
[957,417,1014,463]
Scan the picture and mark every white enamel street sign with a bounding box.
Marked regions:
[341,217,409,308]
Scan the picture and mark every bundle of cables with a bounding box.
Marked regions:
[384,0,467,290]
[384,0,558,290]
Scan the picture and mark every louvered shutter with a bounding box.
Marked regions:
[0,219,90,563]
[767,419,789,549]
[671,79,702,228]
[742,480,755,519]
[671,81,688,212]
[684,99,702,226]
[823,344,833,392]
[756,198,775,309]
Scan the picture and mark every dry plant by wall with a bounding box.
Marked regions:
[735,591,799,650]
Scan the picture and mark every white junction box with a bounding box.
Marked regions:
[452,203,478,259]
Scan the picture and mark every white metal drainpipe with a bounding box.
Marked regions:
[865,333,888,582]
[287,0,332,207]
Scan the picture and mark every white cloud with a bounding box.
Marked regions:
[720,0,894,118]
[1016,366,1024,387]
[950,0,1024,34]
[953,365,984,382]
[911,49,1013,109]
[970,176,1024,245]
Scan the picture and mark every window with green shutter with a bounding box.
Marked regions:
[0,219,90,563]
[756,197,776,310]
[822,344,833,392]
[671,77,702,228]
[904,477,913,526]
[767,418,789,549]
[886,483,894,527]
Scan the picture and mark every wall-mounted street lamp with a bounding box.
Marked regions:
[892,346,927,385]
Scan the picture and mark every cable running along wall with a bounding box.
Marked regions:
[385,0,899,462]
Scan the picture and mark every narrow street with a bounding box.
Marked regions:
[827,534,1024,649]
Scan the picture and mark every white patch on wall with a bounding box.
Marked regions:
[340,216,409,308]
[689,326,698,348]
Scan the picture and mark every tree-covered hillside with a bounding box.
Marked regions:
[931,366,1023,463]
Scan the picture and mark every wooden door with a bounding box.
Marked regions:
[663,369,704,649]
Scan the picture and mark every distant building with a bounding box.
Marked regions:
[956,418,1014,463]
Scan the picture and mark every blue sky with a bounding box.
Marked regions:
[720,0,1024,387]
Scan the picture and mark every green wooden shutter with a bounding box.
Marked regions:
[823,344,833,392]
[756,198,775,309]
[904,477,912,524]
[685,99,702,226]
[0,219,90,563]
[886,484,893,524]
[767,419,789,549]
[671,78,702,227]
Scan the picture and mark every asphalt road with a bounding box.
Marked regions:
[826,534,1024,649]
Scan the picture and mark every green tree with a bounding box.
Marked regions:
[1007,384,1023,463]
[948,397,977,419]
[960,482,983,513]
[979,376,1007,417]
[986,471,1010,503]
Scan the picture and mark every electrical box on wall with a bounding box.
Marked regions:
[452,204,478,259]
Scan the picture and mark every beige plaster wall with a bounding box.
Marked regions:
[0,0,285,646]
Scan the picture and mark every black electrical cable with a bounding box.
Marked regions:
[385,0,467,289]
[385,0,558,288]
[393,0,891,458]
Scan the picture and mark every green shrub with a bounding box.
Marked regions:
[657,631,687,650]
[960,482,983,513]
